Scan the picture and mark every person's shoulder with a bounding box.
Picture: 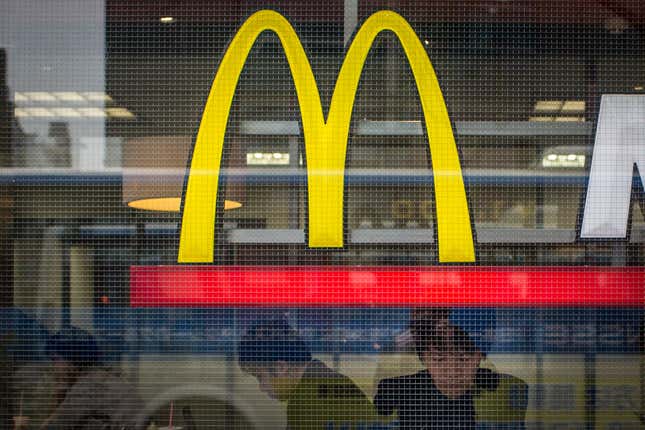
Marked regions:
[305,360,356,386]
[475,368,501,391]
[301,360,370,400]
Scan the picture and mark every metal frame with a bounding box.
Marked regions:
[239,120,592,137]
[75,224,645,244]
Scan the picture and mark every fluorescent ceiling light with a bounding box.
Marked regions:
[529,116,554,122]
[160,16,174,23]
[77,107,106,117]
[25,108,54,117]
[541,145,589,168]
[16,91,113,103]
[51,108,81,117]
[246,152,290,166]
[555,116,585,122]
[542,154,586,168]
[561,100,585,113]
[52,92,85,102]
[15,106,133,119]
[541,144,589,168]
[534,100,563,113]
[27,92,56,102]
[82,92,113,102]
[635,85,644,91]
[106,107,135,119]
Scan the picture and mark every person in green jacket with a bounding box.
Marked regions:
[238,319,386,430]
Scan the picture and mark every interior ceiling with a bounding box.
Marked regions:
[106,0,645,25]
[104,0,644,138]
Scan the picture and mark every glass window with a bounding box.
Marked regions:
[1,1,643,429]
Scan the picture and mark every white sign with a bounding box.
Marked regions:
[581,95,645,238]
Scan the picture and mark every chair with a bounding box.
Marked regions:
[474,373,528,430]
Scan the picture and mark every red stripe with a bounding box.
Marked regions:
[130,266,645,307]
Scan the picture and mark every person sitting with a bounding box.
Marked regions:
[374,321,505,429]
[238,319,382,430]
[17,326,143,430]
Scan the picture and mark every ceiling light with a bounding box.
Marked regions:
[26,92,56,102]
[106,107,135,119]
[14,108,27,117]
[53,92,85,102]
[225,200,242,210]
[77,107,106,117]
[123,136,243,212]
[127,197,241,211]
[635,85,644,91]
[534,100,563,113]
[561,100,585,113]
[25,107,54,117]
[542,154,586,168]
[529,116,554,122]
[82,92,113,102]
[247,152,290,166]
[541,145,589,168]
[555,116,585,122]
[51,108,81,117]
[14,92,27,102]
[127,197,179,212]
[160,16,174,23]
[424,39,429,46]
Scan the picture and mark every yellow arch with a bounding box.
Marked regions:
[178,10,474,263]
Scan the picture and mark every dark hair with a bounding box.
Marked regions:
[46,327,102,370]
[238,319,311,371]
[435,326,479,354]
[409,307,451,358]
[411,312,480,359]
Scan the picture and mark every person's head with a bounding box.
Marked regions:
[409,307,451,358]
[412,318,483,398]
[238,319,312,401]
[46,327,101,382]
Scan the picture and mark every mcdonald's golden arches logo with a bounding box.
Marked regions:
[178,10,475,263]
